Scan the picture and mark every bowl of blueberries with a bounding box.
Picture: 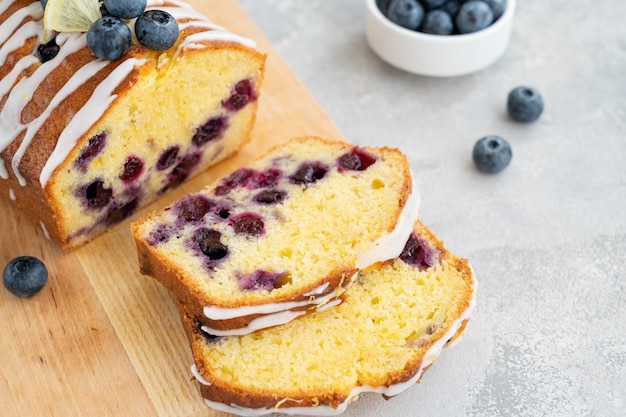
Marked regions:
[366,0,515,77]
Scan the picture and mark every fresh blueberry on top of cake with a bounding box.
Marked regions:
[0,0,266,251]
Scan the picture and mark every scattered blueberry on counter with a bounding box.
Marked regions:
[470,87,543,173]
[507,86,545,122]
[3,256,49,298]
[472,135,512,173]
[378,0,506,35]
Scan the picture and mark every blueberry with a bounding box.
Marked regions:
[192,116,227,147]
[472,135,512,173]
[87,17,132,60]
[135,10,179,51]
[37,38,59,63]
[399,233,436,270]
[194,228,228,260]
[105,197,139,226]
[420,9,454,35]
[75,132,107,170]
[387,0,425,30]
[289,161,329,185]
[338,148,377,171]
[222,79,256,111]
[483,0,505,20]
[237,270,282,291]
[455,1,493,34]
[163,153,200,190]
[248,168,282,189]
[156,145,179,170]
[148,224,174,246]
[119,156,144,182]
[376,0,393,14]
[253,189,287,205]
[231,213,264,236]
[507,86,544,123]
[85,180,113,208]
[420,0,447,10]
[441,0,462,17]
[176,194,214,222]
[3,256,48,298]
[215,168,255,196]
[104,0,146,19]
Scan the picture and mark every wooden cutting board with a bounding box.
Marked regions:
[0,1,345,415]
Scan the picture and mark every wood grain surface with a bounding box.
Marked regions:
[0,1,345,415]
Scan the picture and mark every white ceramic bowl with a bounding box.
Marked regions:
[366,0,515,77]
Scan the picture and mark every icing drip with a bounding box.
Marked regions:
[0,0,257,185]
[199,178,419,335]
[0,32,88,182]
[0,2,42,46]
[355,175,420,269]
[201,309,307,337]
[196,267,477,416]
[13,59,109,185]
[203,278,352,321]
[40,58,148,186]
[39,220,51,240]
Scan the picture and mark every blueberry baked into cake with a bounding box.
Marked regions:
[0,0,265,250]
[181,219,475,416]
[132,136,420,335]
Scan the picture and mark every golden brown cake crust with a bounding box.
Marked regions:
[131,136,415,333]
[180,219,475,413]
[1,0,266,250]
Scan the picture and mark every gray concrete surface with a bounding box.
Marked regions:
[238,1,626,416]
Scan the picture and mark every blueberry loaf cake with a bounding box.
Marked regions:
[0,0,265,250]
[132,136,420,335]
[181,219,475,415]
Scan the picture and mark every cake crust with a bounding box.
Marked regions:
[1,0,266,250]
[132,136,418,334]
[180,220,475,415]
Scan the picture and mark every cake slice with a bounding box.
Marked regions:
[132,136,420,335]
[181,219,475,415]
[0,0,265,250]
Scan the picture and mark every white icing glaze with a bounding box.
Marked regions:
[303,282,329,296]
[0,31,88,183]
[315,297,341,313]
[0,0,15,15]
[39,58,147,186]
[9,189,16,200]
[176,30,257,52]
[1,0,256,186]
[39,220,50,240]
[191,364,212,386]
[196,266,477,416]
[0,2,42,46]
[201,309,307,337]
[202,283,349,336]
[355,174,421,269]
[200,178,419,334]
[149,1,257,50]
[12,48,109,185]
[203,279,347,321]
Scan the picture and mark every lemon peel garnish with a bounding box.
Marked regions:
[43,0,102,32]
